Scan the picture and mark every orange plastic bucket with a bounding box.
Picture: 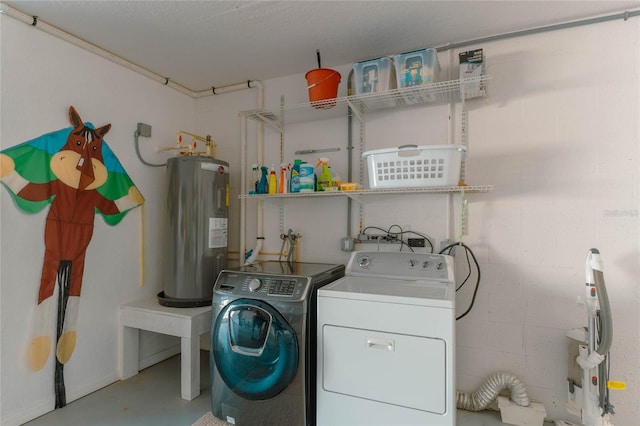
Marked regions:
[305,68,341,109]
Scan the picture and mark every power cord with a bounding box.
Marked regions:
[361,224,435,253]
[134,129,165,167]
[439,242,481,321]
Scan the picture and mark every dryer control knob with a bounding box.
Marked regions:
[248,278,262,292]
[357,256,371,268]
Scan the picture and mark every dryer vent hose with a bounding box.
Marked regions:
[456,371,530,412]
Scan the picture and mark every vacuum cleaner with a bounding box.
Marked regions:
[559,249,625,426]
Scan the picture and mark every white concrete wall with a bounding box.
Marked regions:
[0,15,196,425]
[197,18,640,426]
[1,9,639,426]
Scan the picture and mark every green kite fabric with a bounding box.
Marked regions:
[0,106,144,408]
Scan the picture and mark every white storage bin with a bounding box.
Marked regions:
[362,144,465,189]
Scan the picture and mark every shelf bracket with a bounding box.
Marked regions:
[254,112,282,133]
[342,192,363,204]
[346,98,363,123]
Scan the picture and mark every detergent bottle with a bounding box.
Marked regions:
[290,159,302,193]
[257,166,268,194]
[279,163,288,193]
[329,165,341,190]
[299,162,315,192]
[268,164,277,194]
[315,157,332,191]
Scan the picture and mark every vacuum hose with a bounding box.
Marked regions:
[593,267,613,356]
[456,371,530,411]
[577,248,613,370]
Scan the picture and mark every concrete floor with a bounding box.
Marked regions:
[24,351,532,426]
[24,352,212,426]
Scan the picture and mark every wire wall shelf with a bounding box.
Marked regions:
[239,76,489,126]
[239,184,493,201]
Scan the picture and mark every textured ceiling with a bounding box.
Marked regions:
[3,1,640,91]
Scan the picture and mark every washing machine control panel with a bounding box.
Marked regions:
[215,272,310,300]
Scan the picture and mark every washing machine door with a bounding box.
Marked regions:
[212,298,298,400]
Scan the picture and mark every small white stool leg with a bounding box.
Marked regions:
[181,334,200,400]
[120,325,140,379]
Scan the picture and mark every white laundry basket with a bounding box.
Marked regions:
[362,144,466,189]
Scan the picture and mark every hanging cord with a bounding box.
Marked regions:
[439,242,481,320]
[361,224,435,253]
[134,129,165,167]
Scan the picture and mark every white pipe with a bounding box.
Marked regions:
[244,82,265,265]
[237,80,265,264]
[0,2,262,100]
[193,80,263,98]
[240,115,248,261]
[0,2,194,97]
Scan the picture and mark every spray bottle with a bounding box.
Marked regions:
[316,157,332,191]
[250,163,259,194]
[268,164,277,194]
[279,163,288,193]
[257,166,268,194]
[290,159,302,193]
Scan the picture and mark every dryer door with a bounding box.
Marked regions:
[212,298,299,400]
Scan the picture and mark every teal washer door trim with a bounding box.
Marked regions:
[213,298,299,400]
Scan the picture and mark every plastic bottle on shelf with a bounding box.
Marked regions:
[268,164,277,194]
[299,162,315,192]
[329,166,341,190]
[250,163,259,194]
[279,163,288,193]
[290,159,302,193]
[257,166,268,194]
[315,157,332,191]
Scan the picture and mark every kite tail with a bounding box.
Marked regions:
[54,260,71,409]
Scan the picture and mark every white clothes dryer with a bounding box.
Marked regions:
[316,251,456,426]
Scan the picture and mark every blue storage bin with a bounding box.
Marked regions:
[394,48,440,88]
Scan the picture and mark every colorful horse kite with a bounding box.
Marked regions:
[0,106,144,407]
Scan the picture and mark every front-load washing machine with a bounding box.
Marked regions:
[317,251,456,426]
[210,261,345,426]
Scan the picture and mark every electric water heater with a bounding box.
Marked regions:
[159,155,229,307]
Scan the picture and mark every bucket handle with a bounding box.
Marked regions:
[307,71,339,90]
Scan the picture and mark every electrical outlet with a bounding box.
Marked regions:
[357,234,400,244]
[341,237,355,251]
[408,238,425,248]
[137,122,152,137]
[440,239,455,255]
